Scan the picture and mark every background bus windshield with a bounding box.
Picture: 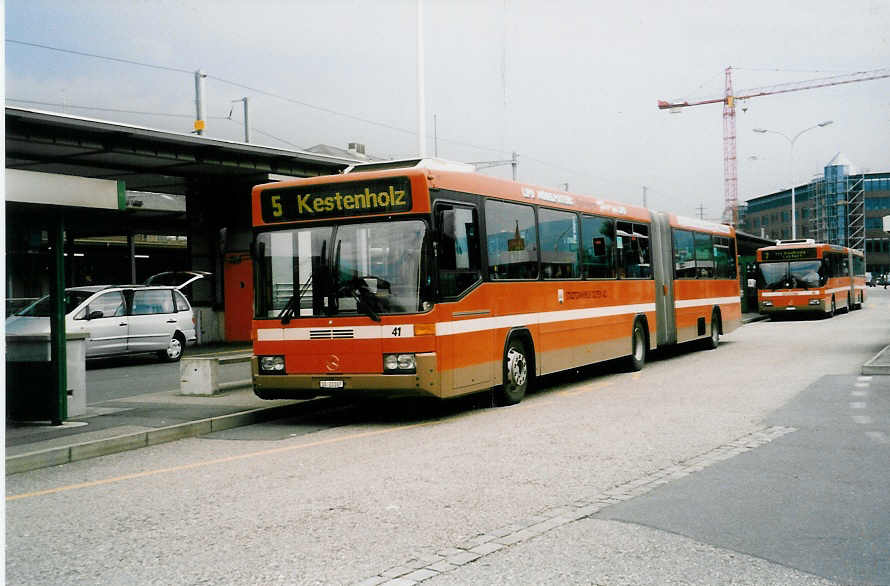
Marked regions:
[255,220,429,320]
[758,260,824,289]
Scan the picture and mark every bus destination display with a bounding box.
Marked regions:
[761,248,818,261]
[261,178,412,222]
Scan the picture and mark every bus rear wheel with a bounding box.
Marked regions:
[704,310,720,350]
[495,338,529,406]
[828,297,836,318]
[627,321,646,371]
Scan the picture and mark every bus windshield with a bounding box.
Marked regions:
[758,260,824,289]
[254,219,431,321]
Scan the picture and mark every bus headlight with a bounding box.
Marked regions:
[383,353,416,374]
[259,355,286,374]
[808,299,821,305]
[762,301,773,307]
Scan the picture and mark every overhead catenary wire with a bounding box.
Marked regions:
[7,38,634,194]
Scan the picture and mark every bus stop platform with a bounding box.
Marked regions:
[6,313,774,475]
[862,344,890,375]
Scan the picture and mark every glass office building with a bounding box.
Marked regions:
[743,153,890,275]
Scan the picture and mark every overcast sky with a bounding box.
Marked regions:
[5,0,890,220]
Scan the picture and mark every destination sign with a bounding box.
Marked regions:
[761,248,818,261]
[261,177,412,222]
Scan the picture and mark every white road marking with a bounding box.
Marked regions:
[854,382,870,388]
[857,376,873,382]
[849,402,867,409]
[851,390,868,397]
[851,415,873,425]
[865,431,888,444]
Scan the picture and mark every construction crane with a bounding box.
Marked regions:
[658,66,890,225]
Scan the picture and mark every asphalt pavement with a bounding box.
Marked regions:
[6,312,887,476]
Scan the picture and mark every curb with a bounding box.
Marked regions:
[6,397,331,475]
[861,344,890,376]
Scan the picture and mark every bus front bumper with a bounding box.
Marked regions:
[759,298,825,313]
[251,353,440,399]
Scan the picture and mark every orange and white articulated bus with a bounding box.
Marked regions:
[755,240,866,317]
[250,159,741,405]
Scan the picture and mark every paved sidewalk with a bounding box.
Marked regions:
[3,312,779,475]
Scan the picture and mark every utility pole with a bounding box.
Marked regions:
[642,185,648,208]
[416,0,426,157]
[194,69,207,135]
[232,97,250,142]
[697,203,706,219]
[471,152,519,180]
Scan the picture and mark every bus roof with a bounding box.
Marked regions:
[254,159,674,225]
[756,241,863,256]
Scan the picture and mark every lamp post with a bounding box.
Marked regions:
[753,120,833,239]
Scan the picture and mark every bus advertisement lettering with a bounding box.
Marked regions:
[261,177,412,222]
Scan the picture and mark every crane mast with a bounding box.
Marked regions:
[658,66,890,225]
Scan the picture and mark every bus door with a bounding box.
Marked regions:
[434,199,491,395]
[649,212,676,346]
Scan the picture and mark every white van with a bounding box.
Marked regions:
[6,284,197,361]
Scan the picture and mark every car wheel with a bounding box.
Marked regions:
[494,338,530,406]
[159,333,185,362]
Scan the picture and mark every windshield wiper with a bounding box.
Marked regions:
[278,278,313,325]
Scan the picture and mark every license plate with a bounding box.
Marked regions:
[319,380,344,389]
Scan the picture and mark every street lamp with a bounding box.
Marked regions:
[753,120,834,239]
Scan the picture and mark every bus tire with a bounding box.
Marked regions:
[627,320,647,371]
[828,296,836,318]
[704,310,720,350]
[495,337,530,406]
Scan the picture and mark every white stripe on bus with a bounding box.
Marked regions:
[257,296,737,341]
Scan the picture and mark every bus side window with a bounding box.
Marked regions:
[694,232,714,278]
[436,205,481,298]
[540,208,579,279]
[672,229,697,278]
[581,215,615,279]
[485,200,539,280]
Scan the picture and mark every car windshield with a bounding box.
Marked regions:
[16,290,94,317]
[757,260,824,289]
[254,220,432,321]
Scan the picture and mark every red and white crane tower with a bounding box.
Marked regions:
[658,66,890,226]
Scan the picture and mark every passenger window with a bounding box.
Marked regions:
[539,208,579,279]
[713,236,730,278]
[485,200,539,280]
[673,229,697,278]
[173,290,191,312]
[436,204,482,297]
[83,291,125,319]
[132,290,175,315]
[694,232,714,278]
[581,215,615,278]
[617,221,651,279]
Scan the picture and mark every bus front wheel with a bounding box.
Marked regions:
[495,338,529,406]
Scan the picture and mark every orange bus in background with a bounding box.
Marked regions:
[755,240,866,317]
[250,159,741,405]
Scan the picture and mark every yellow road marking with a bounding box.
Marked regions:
[558,380,613,397]
[7,421,437,502]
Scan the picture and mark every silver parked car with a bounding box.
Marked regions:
[5,284,197,361]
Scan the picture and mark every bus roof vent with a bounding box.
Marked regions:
[344,157,476,174]
[776,239,816,245]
